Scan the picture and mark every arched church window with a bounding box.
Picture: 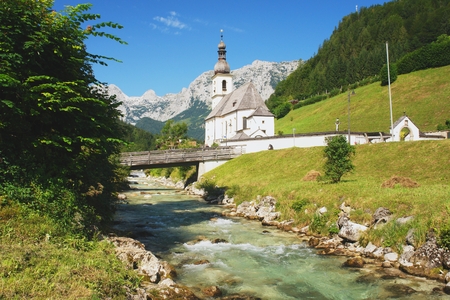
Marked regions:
[222,80,227,91]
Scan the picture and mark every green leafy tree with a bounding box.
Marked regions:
[0,0,127,231]
[157,120,189,149]
[323,135,355,183]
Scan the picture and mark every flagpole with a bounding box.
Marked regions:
[386,41,394,140]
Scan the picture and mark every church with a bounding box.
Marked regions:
[204,33,275,147]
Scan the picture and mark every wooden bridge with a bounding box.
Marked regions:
[120,146,245,170]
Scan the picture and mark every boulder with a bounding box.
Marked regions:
[444,282,450,295]
[406,228,416,246]
[372,207,392,227]
[202,285,222,297]
[363,242,377,255]
[400,230,449,280]
[108,236,168,283]
[384,252,399,262]
[338,215,368,242]
[343,257,365,268]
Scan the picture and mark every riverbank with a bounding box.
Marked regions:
[118,173,448,297]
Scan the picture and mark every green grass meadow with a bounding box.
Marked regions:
[204,139,450,250]
[276,65,450,134]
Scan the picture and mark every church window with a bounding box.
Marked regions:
[222,80,227,91]
[243,117,247,129]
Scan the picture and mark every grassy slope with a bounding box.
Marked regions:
[275,65,450,133]
[205,66,450,249]
[0,203,141,298]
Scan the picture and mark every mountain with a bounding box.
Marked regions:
[109,60,299,140]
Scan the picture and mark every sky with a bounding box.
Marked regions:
[52,0,388,97]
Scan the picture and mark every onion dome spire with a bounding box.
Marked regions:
[214,29,230,74]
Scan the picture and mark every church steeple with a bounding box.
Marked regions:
[211,29,233,109]
[214,29,230,74]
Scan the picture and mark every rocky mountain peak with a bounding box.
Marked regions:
[111,60,299,125]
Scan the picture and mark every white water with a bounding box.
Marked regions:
[113,173,443,299]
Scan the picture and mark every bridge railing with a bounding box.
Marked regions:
[120,146,245,167]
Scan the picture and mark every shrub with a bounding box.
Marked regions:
[225,184,240,198]
[380,63,398,86]
[291,199,309,213]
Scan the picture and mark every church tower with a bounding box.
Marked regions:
[211,30,233,109]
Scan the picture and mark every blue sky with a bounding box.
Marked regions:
[53,0,388,97]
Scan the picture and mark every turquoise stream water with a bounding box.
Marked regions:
[113,173,443,299]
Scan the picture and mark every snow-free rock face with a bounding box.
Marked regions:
[111,60,299,125]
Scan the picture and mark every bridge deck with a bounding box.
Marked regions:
[120,146,244,169]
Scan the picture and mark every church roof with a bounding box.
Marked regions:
[249,106,274,117]
[206,82,268,120]
[228,131,249,140]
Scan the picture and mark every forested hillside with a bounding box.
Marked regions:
[267,0,450,117]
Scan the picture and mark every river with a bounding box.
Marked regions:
[113,172,443,299]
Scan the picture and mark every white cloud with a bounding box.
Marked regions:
[153,11,190,32]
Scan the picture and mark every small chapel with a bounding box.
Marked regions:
[204,33,275,147]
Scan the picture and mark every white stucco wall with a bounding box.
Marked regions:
[223,133,369,153]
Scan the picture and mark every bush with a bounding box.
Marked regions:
[291,199,309,213]
[380,63,398,86]
[397,34,450,75]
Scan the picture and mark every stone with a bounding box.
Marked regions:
[108,236,164,283]
[212,238,228,244]
[406,228,416,246]
[396,216,414,225]
[158,278,175,287]
[364,242,377,255]
[202,285,222,297]
[372,207,392,227]
[338,216,368,242]
[444,283,450,295]
[445,272,450,283]
[194,260,210,265]
[343,257,365,268]
[382,261,392,268]
[308,237,321,247]
[384,284,417,298]
[384,252,399,262]
[318,206,327,215]
[339,202,352,214]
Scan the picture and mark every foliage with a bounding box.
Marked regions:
[397,34,450,75]
[291,199,309,213]
[439,227,450,250]
[267,0,450,115]
[225,184,240,198]
[328,223,340,235]
[0,0,127,232]
[0,201,141,298]
[437,119,450,131]
[380,62,398,86]
[156,119,189,149]
[273,102,291,119]
[310,213,327,234]
[120,121,157,152]
[195,177,223,197]
[323,135,356,183]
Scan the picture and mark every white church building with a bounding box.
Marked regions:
[204,34,275,147]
